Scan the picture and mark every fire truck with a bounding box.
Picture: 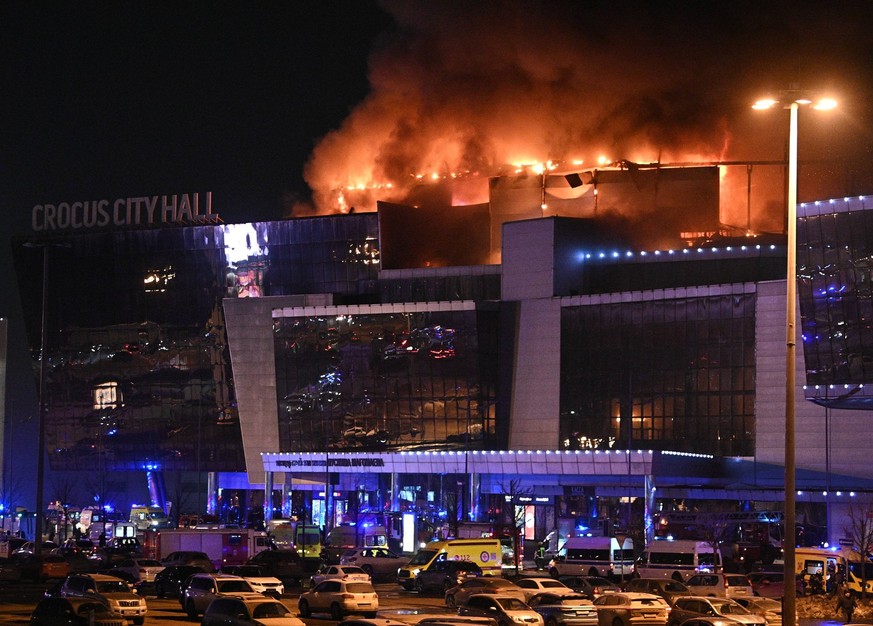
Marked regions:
[143,527,272,570]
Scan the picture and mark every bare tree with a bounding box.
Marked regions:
[50,476,79,543]
[442,483,461,540]
[692,512,735,572]
[0,476,25,515]
[844,500,873,599]
[498,478,534,573]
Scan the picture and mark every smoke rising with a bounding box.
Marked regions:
[302,0,873,227]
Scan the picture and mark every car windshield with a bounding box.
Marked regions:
[346,582,375,593]
[664,582,687,591]
[496,598,528,610]
[631,598,666,608]
[252,603,290,618]
[96,581,130,593]
[540,580,565,588]
[218,580,253,593]
[714,602,749,615]
[409,550,438,566]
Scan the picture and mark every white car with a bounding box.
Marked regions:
[221,565,284,598]
[514,577,576,602]
[340,547,410,579]
[458,594,544,626]
[310,564,371,585]
[298,579,379,620]
[109,558,166,585]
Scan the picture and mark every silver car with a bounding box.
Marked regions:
[181,573,263,618]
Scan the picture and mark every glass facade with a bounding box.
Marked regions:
[799,204,873,386]
[560,293,756,456]
[12,215,381,472]
[273,308,499,452]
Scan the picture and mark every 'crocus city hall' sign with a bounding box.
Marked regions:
[32,192,220,232]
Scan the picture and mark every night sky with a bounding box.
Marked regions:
[2,1,873,508]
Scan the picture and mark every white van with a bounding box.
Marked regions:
[635,540,719,582]
[547,536,634,579]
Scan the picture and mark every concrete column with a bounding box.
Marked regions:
[206,472,217,516]
[264,471,274,523]
[644,475,655,546]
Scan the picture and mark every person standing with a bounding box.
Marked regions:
[835,590,857,624]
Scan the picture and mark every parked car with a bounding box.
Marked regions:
[338,620,415,626]
[14,541,59,555]
[161,550,214,572]
[527,592,598,626]
[515,578,576,602]
[684,574,754,599]
[732,597,783,626]
[181,573,262,618]
[108,558,165,592]
[221,564,284,598]
[49,548,94,575]
[446,578,527,608]
[591,592,669,626]
[29,596,126,626]
[201,595,305,626]
[14,553,71,582]
[59,573,148,625]
[417,560,482,594]
[310,564,371,585]
[297,579,379,620]
[247,549,315,583]
[623,578,692,605]
[340,547,410,579]
[667,597,766,626]
[458,594,544,626]
[556,576,621,600]
[153,564,206,599]
[674,619,743,626]
[745,572,784,599]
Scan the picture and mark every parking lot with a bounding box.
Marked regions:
[0,580,456,626]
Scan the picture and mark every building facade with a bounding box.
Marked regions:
[12,184,873,547]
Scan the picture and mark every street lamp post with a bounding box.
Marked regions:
[23,240,70,557]
[754,90,837,626]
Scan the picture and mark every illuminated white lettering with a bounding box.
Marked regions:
[113,199,126,226]
[144,196,158,223]
[57,202,71,229]
[162,195,177,222]
[70,202,83,228]
[96,200,110,227]
[31,192,219,232]
[45,204,57,230]
[32,205,45,231]
[130,197,145,225]
[177,194,192,221]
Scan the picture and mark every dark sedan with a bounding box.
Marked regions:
[30,597,126,626]
[154,564,205,599]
